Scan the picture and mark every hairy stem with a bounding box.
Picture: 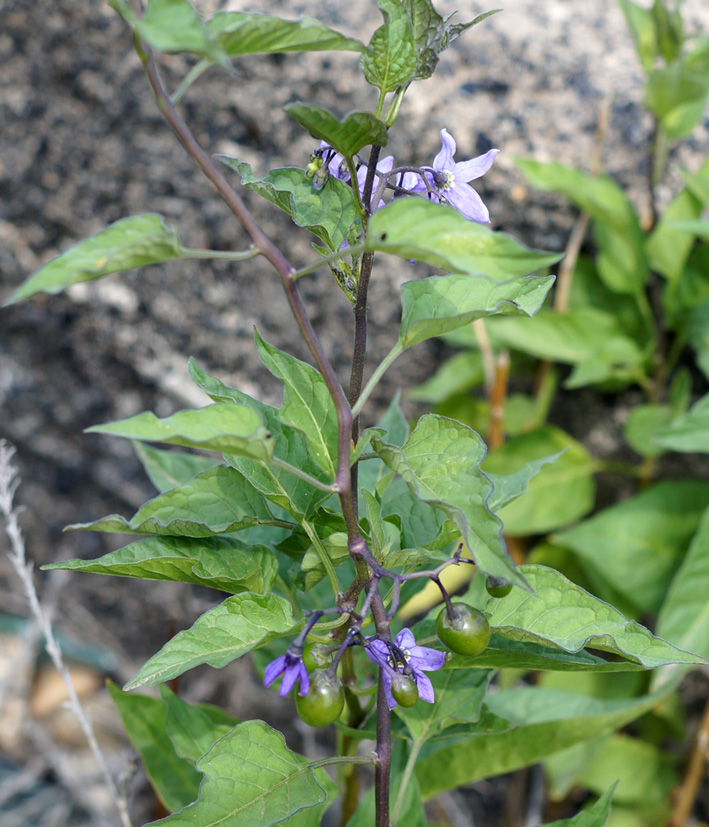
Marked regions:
[374,673,392,827]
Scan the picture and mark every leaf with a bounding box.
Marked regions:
[618,0,658,72]
[486,450,565,513]
[398,273,554,348]
[407,350,485,403]
[545,783,616,826]
[371,414,528,589]
[486,565,705,669]
[45,534,279,594]
[206,12,364,56]
[652,392,709,453]
[107,681,201,812]
[126,592,296,689]
[254,330,339,479]
[87,404,274,461]
[403,0,501,80]
[644,63,709,139]
[624,404,674,458]
[68,466,287,538]
[415,688,664,799]
[482,427,595,534]
[188,360,333,519]
[516,160,647,295]
[488,308,646,389]
[367,198,562,280]
[133,442,219,493]
[645,159,709,281]
[154,721,331,826]
[556,480,709,613]
[653,508,709,690]
[110,0,228,63]
[399,667,490,741]
[284,104,388,157]
[160,686,238,764]
[445,635,645,673]
[216,157,358,251]
[360,0,417,93]
[4,215,187,305]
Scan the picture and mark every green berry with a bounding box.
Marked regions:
[436,603,491,656]
[295,669,344,727]
[390,674,419,708]
[486,576,513,599]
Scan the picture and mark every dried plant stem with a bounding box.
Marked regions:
[668,695,709,827]
[0,440,133,827]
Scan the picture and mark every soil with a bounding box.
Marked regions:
[1,1,709,825]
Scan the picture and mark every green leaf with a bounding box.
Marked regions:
[367,198,562,280]
[653,508,709,690]
[567,736,674,808]
[618,0,658,72]
[402,0,501,80]
[624,404,673,458]
[487,565,705,669]
[645,159,709,281]
[155,721,331,826]
[87,404,274,460]
[482,427,595,534]
[254,330,338,478]
[160,686,238,764]
[652,392,709,453]
[110,0,228,64]
[407,350,485,403]
[298,531,350,592]
[446,635,645,673]
[645,63,709,139]
[416,688,665,799]
[216,157,358,251]
[133,442,219,493]
[556,480,709,613]
[68,466,287,538]
[126,592,296,689]
[107,681,201,812]
[45,534,278,594]
[398,273,554,348]
[371,414,528,588]
[284,104,388,157]
[399,667,490,741]
[516,160,647,295]
[545,783,616,826]
[360,0,417,93]
[488,308,647,389]
[486,450,565,513]
[206,12,364,56]
[4,215,187,305]
[188,359,333,519]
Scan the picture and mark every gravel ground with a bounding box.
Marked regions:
[1,0,709,824]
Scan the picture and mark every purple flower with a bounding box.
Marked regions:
[410,129,499,223]
[366,628,445,710]
[318,141,350,182]
[356,155,394,212]
[264,650,310,697]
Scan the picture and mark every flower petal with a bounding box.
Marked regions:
[454,148,499,182]
[432,128,456,172]
[395,628,417,650]
[296,663,310,696]
[280,662,301,696]
[365,638,391,668]
[382,671,397,710]
[410,644,446,672]
[446,182,490,223]
[415,671,436,704]
[264,655,286,687]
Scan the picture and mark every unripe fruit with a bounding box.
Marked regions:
[302,642,333,672]
[485,576,513,599]
[295,669,344,727]
[436,602,491,656]
[390,674,419,708]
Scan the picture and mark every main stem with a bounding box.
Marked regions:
[136,35,392,826]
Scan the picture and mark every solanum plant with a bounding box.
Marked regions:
[5,1,709,826]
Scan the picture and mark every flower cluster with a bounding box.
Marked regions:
[366,628,446,710]
[314,129,498,223]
